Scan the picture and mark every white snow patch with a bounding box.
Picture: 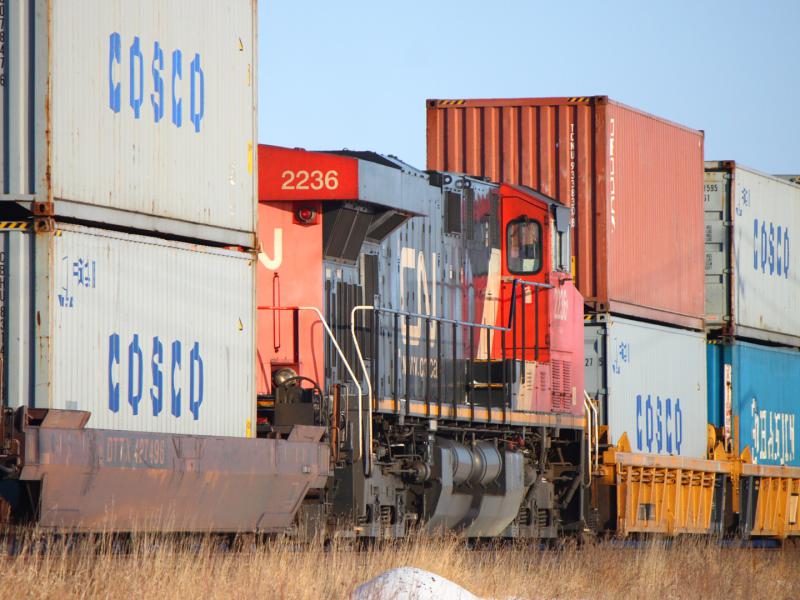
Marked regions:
[351,567,480,600]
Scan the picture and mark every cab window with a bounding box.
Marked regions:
[506,217,542,274]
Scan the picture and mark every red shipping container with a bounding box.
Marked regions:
[426,96,704,329]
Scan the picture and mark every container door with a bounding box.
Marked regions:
[704,169,730,325]
[500,194,550,363]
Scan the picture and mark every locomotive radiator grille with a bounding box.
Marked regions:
[550,359,572,412]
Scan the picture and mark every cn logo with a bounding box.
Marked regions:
[399,247,437,345]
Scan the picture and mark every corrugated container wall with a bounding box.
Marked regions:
[1,223,255,436]
[705,162,800,346]
[585,316,708,459]
[708,341,800,467]
[427,97,705,329]
[1,0,257,247]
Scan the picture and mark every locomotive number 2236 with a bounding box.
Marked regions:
[281,170,339,191]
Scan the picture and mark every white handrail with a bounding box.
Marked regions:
[584,390,599,473]
[583,394,593,486]
[259,305,364,460]
[351,305,374,475]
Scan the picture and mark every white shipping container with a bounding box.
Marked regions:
[1,223,255,437]
[584,316,708,459]
[705,162,800,346]
[1,1,257,246]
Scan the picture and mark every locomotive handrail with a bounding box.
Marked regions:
[350,280,558,429]
[582,391,600,484]
[349,306,522,426]
[584,390,599,473]
[258,305,365,460]
[372,307,512,332]
[501,277,554,288]
[351,306,375,476]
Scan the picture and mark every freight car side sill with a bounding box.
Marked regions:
[0,408,330,533]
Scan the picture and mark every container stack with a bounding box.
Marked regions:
[427,96,709,458]
[0,1,258,437]
[704,162,800,466]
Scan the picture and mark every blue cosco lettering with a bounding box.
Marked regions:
[675,398,683,454]
[754,219,790,279]
[150,42,165,123]
[128,334,143,415]
[151,336,164,416]
[108,333,120,412]
[106,334,203,419]
[645,395,654,452]
[666,398,673,453]
[171,340,182,417]
[129,37,144,119]
[636,394,643,450]
[108,33,121,113]
[656,396,663,453]
[172,49,182,128]
[106,33,202,132]
[754,219,758,270]
[785,229,790,279]
[190,54,204,133]
[769,222,776,275]
[189,342,204,420]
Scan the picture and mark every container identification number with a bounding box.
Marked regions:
[108,334,204,420]
[753,218,789,279]
[108,33,205,132]
[636,394,683,455]
[281,170,339,191]
[104,436,167,468]
[703,183,718,204]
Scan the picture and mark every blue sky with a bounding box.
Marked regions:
[260,1,799,173]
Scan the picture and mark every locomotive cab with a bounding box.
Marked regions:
[257,145,585,539]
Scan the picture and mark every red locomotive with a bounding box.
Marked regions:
[257,145,584,538]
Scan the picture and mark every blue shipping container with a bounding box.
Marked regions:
[707,341,800,466]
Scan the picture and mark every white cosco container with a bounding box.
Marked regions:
[705,162,800,346]
[1,223,255,437]
[584,316,708,459]
[1,1,257,247]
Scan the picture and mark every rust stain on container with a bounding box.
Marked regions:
[427,97,705,329]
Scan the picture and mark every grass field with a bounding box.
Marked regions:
[3,530,800,599]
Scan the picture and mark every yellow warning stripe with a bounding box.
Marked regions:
[0,221,30,230]
[376,398,585,429]
[437,99,466,106]
[568,97,591,103]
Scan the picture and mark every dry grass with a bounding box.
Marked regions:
[2,529,800,600]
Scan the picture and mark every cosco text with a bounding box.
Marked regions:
[753,218,789,279]
[636,394,683,455]
[108,334,204,420]
[109,33,205,132]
